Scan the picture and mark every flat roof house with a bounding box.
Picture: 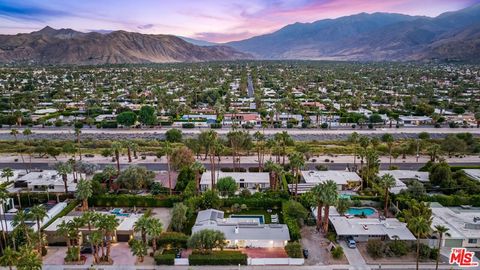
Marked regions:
[399,116,432,126]
[192,209,290,248]
[378,170,429,194]
[431,203,480,248]
[200,171,270,192]
[14,170,81,193]
[463,169,480,182]
[289,170,361,194]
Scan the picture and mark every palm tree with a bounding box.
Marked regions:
[288,152,305,198]
[381,134,395,167]
[22,128,33,173]
[433,225,450,270]
[146,218,163,253]
[122,140,134,163]
[0,246,19,270]
[275,131,293,165]
[81,211,99,261]
[134,215,150,245]
[12,210,32,245]
[379,174,396,217]
[10,129,27,173]
[199,130,219,189]
[358,136,370,168]
[130,239,148,263]
[0,187,10,245]
[409,216,431,270]
[17,245,42,270]
[348,132,359,167]
[253,131,266,171]
[89,231,103,264]
[312,183,325,231]
[30,204,47,253]
[57,220,72,250]
[264,160,283,191]
[321,180,339,233]
[162,142,173,195]
[1,168,14,182]
[96,214,119,263]
[75,179,92,211]
[103,165,117,191]
[54,161,73,194]
[363,148,379,189]
[190,161,205,194]
[74,127,82,161]
[110,142,122,173]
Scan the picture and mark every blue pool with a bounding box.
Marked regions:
[229,215,265,224]
[110,208,129,217]
[347,207,376,216]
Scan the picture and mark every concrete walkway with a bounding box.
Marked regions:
[340,242,369,270]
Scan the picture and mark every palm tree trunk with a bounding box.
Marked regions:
[127,147,132,163]
[323,205,330,233]
[37,217,42,253]
[115,152,120,173]
[384,188,389,218]
[416,238,420,270]
[316,203,323,231]
[435,234,442,270]
[63,175,68,194]
[167,157,172,195]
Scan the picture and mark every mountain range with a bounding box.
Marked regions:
[0,3,479,64]
[0,27,249,65]
[227,3,480,61]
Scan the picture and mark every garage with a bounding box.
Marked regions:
[444,239,463,248]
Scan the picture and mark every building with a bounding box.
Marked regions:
[289,170,361,194]
[431,203,480,248]
[181,114,217,123]
[399,116,433,126]
[378,170,429,194]
[192,209,290,248]
[462,169,480,182]
[200,171,270,192]
[14,170,81,193]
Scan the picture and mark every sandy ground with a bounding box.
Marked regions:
[300,226,348,265]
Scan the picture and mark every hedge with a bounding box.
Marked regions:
[281,174,289,191]
[285,242,303,258]
[285,217,301,241]
[189,251,247,265]
[157,232,188,248]
[182,123,195,128]
[426,194,480,207]
[222,197,283,209]
[154,253,175,265]
[88,194,181,207]
[350,195,381,201]
[210,123,222,129]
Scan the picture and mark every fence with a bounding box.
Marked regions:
[248,258,304,265]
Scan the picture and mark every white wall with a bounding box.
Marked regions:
[248,258,304,265]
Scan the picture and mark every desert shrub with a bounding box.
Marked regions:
[367,239,384,259]
[331,246,344,259]
[285,242,303,258]
[386,241,409,257]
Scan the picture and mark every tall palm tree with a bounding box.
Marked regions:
[89,231,102,264]
[264,160,283,191]
[253,131,266,171]
[1,168,14,182]
[275,131,293,165]
[103,165,117,191]
[30,205,47,253]
[81,211,99,260]
[288,152,305,198]
[17,245,42,270]
[146,218,163,254]
[348,132,359,166]
[110,142,122,173]
[0,187,10,245]
[75,179,92,211]
[381,134,395,167]
[0,246,19,270]
[434,225,450,270]
[74,127,82,161]
[57,220,72,250]
[321,180,339,233]
[163,142,173,195]
[96,214,119,263]
[409,216,431,270]
[199,130,219,189]
[379,174,396,217]
[134,215,150,245]
[122,140,134,163]
[10,129,27,173]
[312,183,325,231]
[12,210,32,245]
[190,161,205,194]
[54,161,73,194]
[22,128,33,173]
[363,148,379,189]
[130,239,148,263]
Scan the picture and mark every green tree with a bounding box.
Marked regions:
[116,111,137,127]
[17,245,41,270]
[190,161,205,194]
[171,203,188,232]
[1,168,14,182]
[165,128,182,143]
[216,177,237,197]
[12,210,32,245]
[336,198,351,216]
[408,216,431,270]
[429,162,453,189]
[30,205,47,253]
[441,135,467,156]
[381,134,395,167]
[187,229,226,254]
[75,179,92,211]
[146,217,163,253]
[321,180,338,233]
[283,200,308,224]
[264,160,284,191]
[138,105,156,126]
[116,166,154,192]
[110,142,122,173]
[312,184,325,230]
[0,246,19,270]
[289,151,305,198]
[96,214,119,263]
[379,174,396,217]
[348,132,359,166]
[170,146,195,171]
[134,215,150,245]
[275,131,294,165]
[129,239,148,263]
[54,161,73,194]
[433,225,449,270]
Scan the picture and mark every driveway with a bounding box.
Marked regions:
[300,226,330,265]
[340,241,368,270]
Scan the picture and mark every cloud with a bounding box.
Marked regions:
[0,1,70,22]
[137,23,154,30]
[193,31,254,43]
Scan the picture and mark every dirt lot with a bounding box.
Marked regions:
[357,242,437,265]
[300,226,348,265]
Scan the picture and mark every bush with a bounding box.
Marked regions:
[189,251,247,265]
[331,246,344,259]
[210,123,222,129]
[285,242,303,258]
[165,128,183,143]
[386,241,409,257]
[367,239,384,259]
[157,232,189,248]
[285,218,301,241]
[419,244,431,260]
[154,253,175,265]
[88,194,181,207]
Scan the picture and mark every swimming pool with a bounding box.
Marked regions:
[347,207,376,216]
[229,215,265,224]
[110,208,129,217]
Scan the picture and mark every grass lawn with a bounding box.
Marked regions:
[222,208,283,224]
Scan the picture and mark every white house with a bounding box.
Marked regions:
[192,209,290,248]
[289,170,362,194]
[431,203,480,248]
[14,170,81,193]
[378,170,429,194]
[200,171,270,192]
[399,116,433,126]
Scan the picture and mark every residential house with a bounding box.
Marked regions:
[378,170,429,194]
[289,170,362,194]
[200,171,270,192]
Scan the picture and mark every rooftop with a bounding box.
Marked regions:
[431,203,480,240]
[301,170,361,185]
[200,171,270,185]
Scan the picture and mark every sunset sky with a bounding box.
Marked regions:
[0,0,479,43]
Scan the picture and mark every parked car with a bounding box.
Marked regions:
[80,246,93,254]
[346,237,356,249]
[303,249,309,258]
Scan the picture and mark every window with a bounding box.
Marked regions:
[468,239,477,244]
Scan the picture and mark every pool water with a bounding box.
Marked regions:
[229,215,265,224]
[110,208,129,217]
[347,207,376,216]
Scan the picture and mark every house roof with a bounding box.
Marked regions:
[200,171,270,185]
[463,169,480,182]
[430,203,480,240]
[301,170,361,186]
[329,216,416,241]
